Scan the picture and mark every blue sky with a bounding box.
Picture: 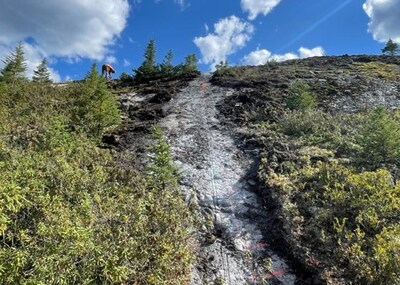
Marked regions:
[0,0,399,81]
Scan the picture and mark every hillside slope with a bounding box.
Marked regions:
[209,55,400,285]
[114,55,400,285]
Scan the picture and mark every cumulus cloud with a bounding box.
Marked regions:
[242,46,325,66]
[241,0,282,20]
[0,0,129,81]
[298,47,325,58]
[24,43,62,82]
[0,0,129,59]
[194,16,254,70]
[105,55,117,64]
[363,0,400,43]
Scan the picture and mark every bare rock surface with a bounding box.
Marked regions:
[159,74,297,285]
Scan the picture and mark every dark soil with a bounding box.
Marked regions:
[212,55,400,284]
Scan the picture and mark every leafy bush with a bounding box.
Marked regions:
[286,80,316,111]
[298,163,400,284]
[0,125,192,284]
[0,58,192,284]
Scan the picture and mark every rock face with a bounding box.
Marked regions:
[159,75,297,285]
[114,55,400,285]
[213,55,400,123]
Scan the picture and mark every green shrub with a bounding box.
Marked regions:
[0,55,191,284]
[70,63,121,137]
[286,80,316,111]
[0,121,192,284]
[358,106,400,166]
[282,109,326,136]
[298,164,400,284]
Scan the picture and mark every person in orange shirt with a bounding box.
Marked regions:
[101,63,115,79]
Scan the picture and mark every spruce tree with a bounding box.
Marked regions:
[0,42,27,84]
[359,106,400,165]
[182,54,198,73]
[133,39,159,82]
[160,50,174,77]
[382,39,399,56]
[73,63,120,136]
[32,58,52,83]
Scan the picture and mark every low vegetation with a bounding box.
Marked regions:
[0,43,192,284]
[354,62,399,80]
[214,59,400,284]
[257,82,400,284]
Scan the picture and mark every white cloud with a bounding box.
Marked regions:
[242,49,272,65]
[242,46,325,65]
[24,43,61,82]
[298,46,325,58]
[105,55,117,64]
[0,43,61,82]
[175,0,188,9]
[241,0,282,20]
[0,0,129,79]
[123,59,131,67]
[363,0,400,43]
[194,16,254,70]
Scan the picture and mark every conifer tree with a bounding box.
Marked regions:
[133,39,159,82]
[32,58,52,83]
[160,50,174,76]
[73,63,120,136]
[382,39,399,56]
[181,53,198,72]
[0,42,27,84]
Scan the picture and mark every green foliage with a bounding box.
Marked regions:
[215,60,229,71]
[160,50,175,77]
[0,54,192,284]
[147,127,179,190]
[0,128,192,284]
[32,58,52,83]
[298,163,400,284]
[133,39,160,83]
[285,80,316,111]
[0,42,27,85]
[182,53,199,73]
[358,106,400,166]
[381,39,399,56]
[355,62,399,80]
[132,39,198,83]
[282,109,327,136]
[70,63,121,136]
[280,109,360,157]
[260,103,400,284]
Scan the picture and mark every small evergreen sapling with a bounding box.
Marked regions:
[32,58,52,83]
